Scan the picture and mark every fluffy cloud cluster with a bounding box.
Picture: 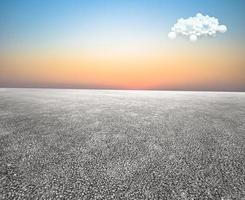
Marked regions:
[168,13,227,42]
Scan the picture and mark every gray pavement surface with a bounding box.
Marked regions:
[0,88,245,199]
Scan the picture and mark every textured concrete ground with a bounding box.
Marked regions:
[0,88,245,200]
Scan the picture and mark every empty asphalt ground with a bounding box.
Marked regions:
[0,88,245,199]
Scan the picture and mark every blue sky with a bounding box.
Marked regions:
[1,0,244,49]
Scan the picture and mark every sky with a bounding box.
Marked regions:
[0,0,245,91]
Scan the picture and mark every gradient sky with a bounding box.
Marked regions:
[0,0,245,91]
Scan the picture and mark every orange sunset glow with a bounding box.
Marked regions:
[1,42,244,90]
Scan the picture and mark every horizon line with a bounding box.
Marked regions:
[1,86,244,93]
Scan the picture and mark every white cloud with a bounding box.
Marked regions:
[189,34,197,42]
[168,13,227,42]
[168,31,176,40]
